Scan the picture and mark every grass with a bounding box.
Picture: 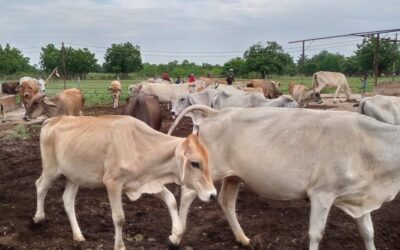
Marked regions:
[43,77,399,106]
[7,124,30,140]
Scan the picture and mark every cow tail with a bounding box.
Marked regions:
[312,73,318,90]
[167,105,217,135]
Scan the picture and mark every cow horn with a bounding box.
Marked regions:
[167,105,218,135]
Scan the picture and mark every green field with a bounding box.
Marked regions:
[44,76,397,106]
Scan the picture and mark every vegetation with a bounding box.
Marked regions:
[1,38,399,80]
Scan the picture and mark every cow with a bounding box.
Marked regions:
[1,81,20,95]
[168,104,400,250]
[136,82,206,108]
[289,82,322,107]
[34,115,217,250]
[122,93,162,131]
[359,95,400,125]
[312,71,352,103]
[20,77,40,108]
[170,88,298,118]
[24,88,85,120]
[109,80,122,108]
[247,79,282,99]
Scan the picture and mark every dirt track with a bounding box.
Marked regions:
[1,101,400,250]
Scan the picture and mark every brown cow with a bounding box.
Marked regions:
[122,93,162,131]
[20,78,40,108]
[25,88,84,120]
[1,81,20,95]
[247,79,282,99]
[288,82,322,107]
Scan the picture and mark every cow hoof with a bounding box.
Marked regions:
[73,234,85,241]
[33,214,45,223]
[167,238,180,250]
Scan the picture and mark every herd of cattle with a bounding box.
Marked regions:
[2,71,400,250]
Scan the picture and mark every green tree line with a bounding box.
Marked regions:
[1,38,399,79]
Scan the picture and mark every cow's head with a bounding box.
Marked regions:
[108,87,121,108]
[24,93,58,120]
[175,134,216,202]
[171,93,191,119]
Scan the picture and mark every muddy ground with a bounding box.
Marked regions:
[1,100,400,250]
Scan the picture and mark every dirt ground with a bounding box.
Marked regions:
[1,99,400,250]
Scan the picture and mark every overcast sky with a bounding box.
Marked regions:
[1,0,399,66]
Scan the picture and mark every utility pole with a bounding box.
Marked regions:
[393,33,398,82]
[61,42,66,89]
[301,41,305,76]
[373,34,380,88]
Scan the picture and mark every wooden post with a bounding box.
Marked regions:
[393,33,398,82]
[62,42,66,89]
[373,34,380,88]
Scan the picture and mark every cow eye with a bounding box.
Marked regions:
[190,161,200,169]
[180,98,185,102]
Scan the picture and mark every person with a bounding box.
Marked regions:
[188,73,196,83]
[175,76,182,84]
[188,73,196,93]
[38,77,46,92]
[226,68,235,85]
[162,72,171,82]
[360,75,368,93]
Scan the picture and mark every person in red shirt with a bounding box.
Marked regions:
[188,73,196,92]
[188,73,196,83]
[162,72,171,82]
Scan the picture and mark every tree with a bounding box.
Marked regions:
[0,44,34,75]
[66,48,97,78]
[223,57,247,77]
[40,44,61,73]
[244,42,293,78]
[104,42,143,77]
[355,38,400,75]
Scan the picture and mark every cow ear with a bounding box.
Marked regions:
[43,98,58,108]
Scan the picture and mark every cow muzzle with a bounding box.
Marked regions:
[198,188,217,202]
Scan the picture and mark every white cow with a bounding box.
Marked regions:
[312,71,352,103]
[171,88,298,117]
[34,115,217,250]
[168,105,400,250]
[359,95,400,125]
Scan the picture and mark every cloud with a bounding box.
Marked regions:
[1,0,399,65]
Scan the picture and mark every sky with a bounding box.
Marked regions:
[1,0,399,66]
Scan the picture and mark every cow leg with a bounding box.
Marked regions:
[105,180,125,250]
[176,186,197,244]
[218,177,250,246]
[63,180,84,241]
[33,171,60,223]
[333,87,341,103]
[308,194,334,250]
[154,186,183,246]
[356,213,376,250]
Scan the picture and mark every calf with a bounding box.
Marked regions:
[247,79,282,99]
[289,82,322,107]
[123,93,162,131]
[25,88,84,120]
[1,81,20,95]
[109,80,122,108]
[19,77,39,109]
[34,115,216,249]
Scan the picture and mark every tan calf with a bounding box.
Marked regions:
[109,80,122,108]
[34,115,216,250]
